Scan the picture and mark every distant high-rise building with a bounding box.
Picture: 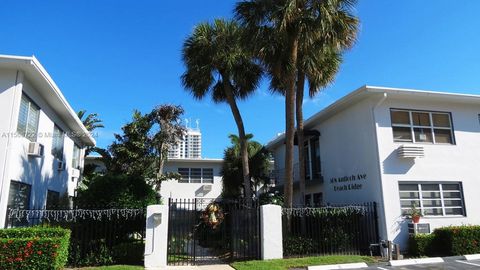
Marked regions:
[168,119,202,159]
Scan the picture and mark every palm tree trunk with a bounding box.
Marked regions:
[222,80,252,202]
[284,37,299,208]
[296,70,306,206]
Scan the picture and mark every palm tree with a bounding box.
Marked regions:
[78,110,105,156]
[77,110,104,132]
[235,0,359,207]
[181,19,262,201]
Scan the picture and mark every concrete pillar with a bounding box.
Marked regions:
[261,204,283,260]
[144,204,169,270]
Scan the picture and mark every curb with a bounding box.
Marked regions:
[464,254,480,261]
[388,257,443,266]
[308,262,368,270]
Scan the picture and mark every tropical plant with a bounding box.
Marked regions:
[181,19,262,201]
[221,134,271,198]
[235,0,359,207]
[77,110,105,156]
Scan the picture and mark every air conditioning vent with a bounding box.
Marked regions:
[57,161,66,171]
[203,185,212,192]
[27,142,44,157]
[397,145,424,158]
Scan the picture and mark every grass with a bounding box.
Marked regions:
[231,255,377,270]
[75,266,144,270]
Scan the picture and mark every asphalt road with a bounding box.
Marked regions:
[362,259,480,270]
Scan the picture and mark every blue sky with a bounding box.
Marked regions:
[1,0,479,158]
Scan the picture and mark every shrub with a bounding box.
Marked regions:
[112,241,144,265]
[284,236,316,256]
[408,225,480,256]
[434,226,480,256]
[0,227,70,270]
[408,234,435,257]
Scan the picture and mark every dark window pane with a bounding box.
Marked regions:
[424,208,442,216]
[313,193,323,206]
[432,113,451,127]
[399,184,419,191]
[305,194,311,207]
[443,200,462,207]
[178,168,189,183]
[443,191,461,199]
[434,129,453,144]
[400,200,418,208]
[46,190,60,209]
[391,110,410,125]
[393,127,412,142]
[190,168,201,183]
[412,112,431,126]
[422,191,440,199]
[414,128,433,143]
[421,184,440,191]
[7,181,31,210]
[400,191,419,199]
[442,184,460,191]
[423,200,442,207]
[445,208,464,216]
[202,168,213,183]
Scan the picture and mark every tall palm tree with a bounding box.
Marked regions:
[235,0,359,207]
[181,19,262,201]
[77,110,104,132]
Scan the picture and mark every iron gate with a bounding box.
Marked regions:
[167,198,261,265]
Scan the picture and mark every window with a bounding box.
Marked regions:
[17,94,40,141]
[303,136,322,181]
[46,190,60,209]
[399,182,465,217]
[176,168,215,183]
[390,109,454,144]
[51,125,64,160]
[305,194,312,207]
[313,192,323,206]
[7,181,31,210]
[72,144,81,169]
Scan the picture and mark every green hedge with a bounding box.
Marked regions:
[409,225,480,256]
[0,227,70,270]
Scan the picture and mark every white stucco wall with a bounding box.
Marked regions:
[376,95,480,249]
[161,159,223,200]
[0,70,86,227]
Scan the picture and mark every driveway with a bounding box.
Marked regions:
[361,259,480,270]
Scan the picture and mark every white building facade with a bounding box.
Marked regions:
[0,55,94,227]
[168,127,202,159]
[161,158,223,200]
[267,85,480,250]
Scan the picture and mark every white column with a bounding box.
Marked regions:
[261,204,283,260]
[144,204,169,270]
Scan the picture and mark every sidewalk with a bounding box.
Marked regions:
[167,264,235,270]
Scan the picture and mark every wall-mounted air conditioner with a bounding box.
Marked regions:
[397,145,424,158]
[71,168,80,178]
[27,142,44,157]
[57,161,66,171]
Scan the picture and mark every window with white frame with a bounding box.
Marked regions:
[177,168,214,183]
[72,144,81,169]
[399,182,465,217]
[390,109,454,144]
[51,125,65,160]
[17,94,40,142]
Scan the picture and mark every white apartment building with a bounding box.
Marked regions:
[0,55,94,227]
[267,85,480,250]
[161,158,223,200]
[168,126,202,159]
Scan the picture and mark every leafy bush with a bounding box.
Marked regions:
[76,174,156,208]
[434,226,480,256]
[0,227,70,270]
[284,236,316,256]
[112,241,144,265]
[408,234,435,257]
[409,225,480,256]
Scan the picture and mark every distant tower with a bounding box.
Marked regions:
[168,119,202,159]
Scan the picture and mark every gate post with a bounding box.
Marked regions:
[144,204,169,269]
[260,204,283,260]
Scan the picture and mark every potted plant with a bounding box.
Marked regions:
[409,204,423,223]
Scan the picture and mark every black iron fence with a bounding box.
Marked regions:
[5,207,146,267]
[168,198,261,265]
[282,202,379,257]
